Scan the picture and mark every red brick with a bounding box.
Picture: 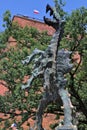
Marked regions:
[0,15,55,96]
[0,81,8,96]
[12,15,55,35]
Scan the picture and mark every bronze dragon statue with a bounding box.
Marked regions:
[21,0,77,130]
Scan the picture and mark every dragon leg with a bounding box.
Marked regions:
[59,88,72,126]
[30,93,54,130]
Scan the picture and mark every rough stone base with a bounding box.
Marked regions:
[55,125,77,130]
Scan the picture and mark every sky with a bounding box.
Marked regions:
[0,0,87,31]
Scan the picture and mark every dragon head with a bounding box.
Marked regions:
[44,4,61,30]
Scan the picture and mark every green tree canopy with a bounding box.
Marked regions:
[0,5,87,129]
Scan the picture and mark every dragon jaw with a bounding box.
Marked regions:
[44,4,60,30]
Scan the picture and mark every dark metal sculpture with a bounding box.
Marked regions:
[22,0,77,130]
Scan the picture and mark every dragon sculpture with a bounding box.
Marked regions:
[22,0,77,130]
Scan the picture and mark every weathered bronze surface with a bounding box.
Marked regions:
[22,0,77,130]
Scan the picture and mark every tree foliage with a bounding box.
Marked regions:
[0,5,87,129]
[0,11,51,129]
[60,6,87,129]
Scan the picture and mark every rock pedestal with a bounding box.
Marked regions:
[55,125,77,130]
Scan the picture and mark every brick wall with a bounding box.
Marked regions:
[12,15,55,35]
[0,15,55,95]
[0,81,8,96]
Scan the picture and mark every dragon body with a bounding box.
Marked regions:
[21,1,75,130]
